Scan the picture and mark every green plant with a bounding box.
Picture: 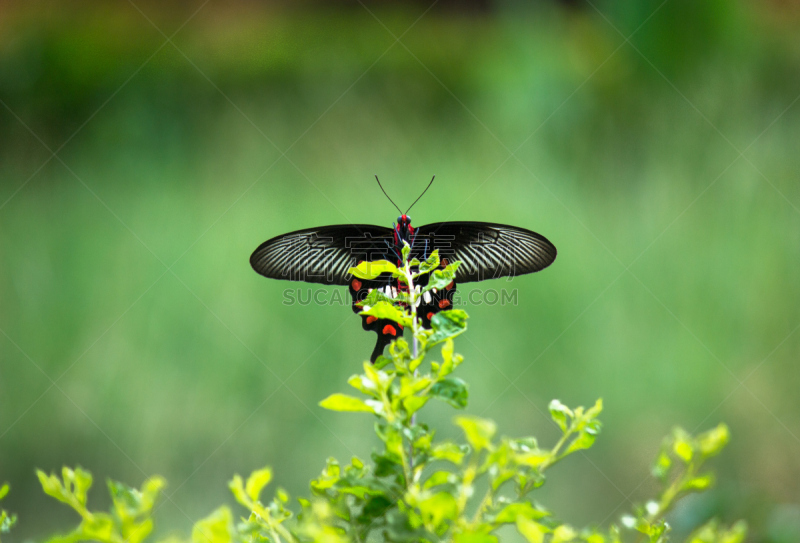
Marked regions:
[20,246,745,542]
[0,482,16,543]
[35,467,164,543]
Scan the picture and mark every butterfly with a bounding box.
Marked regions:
[250,176,557,362]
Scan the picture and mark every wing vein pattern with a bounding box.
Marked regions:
[412,222,556,283]
[250,225,394,286]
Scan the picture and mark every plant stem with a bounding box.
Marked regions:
[403,260,419,473]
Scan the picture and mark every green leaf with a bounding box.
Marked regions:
[358,495,394,523]
[585,398,603,420]
[425,263,461,292]
[430,377,468,409]
[244,467,272,502]
[417,492,458,529]
[724,521,748,543]
[455,416,496,451]
[37,470,72,507]
[686,519,747,543]
[228,475,247,505]
[0,510,17,534]
[423,471,453,489]
[494,502,549,523]
[697,424,730,458]
[276,487,289,503]
[374,354,392,369]
[192,507,234,543]
[439,339,455,375]
[399,375,432,398]
[552,525,577,543]
[348,374,378,396]
[672,428,694,463]
[565,429,597,454]
[509,437,539,452]
[360,288,397,307]
[70,467,93,507]
[515,450,551,468]
[360,301,406,324]
[319,393,375,413]
[107,476,164,523]
[516,516,546,543]
[108,479,140,520]
[719,521,748,543]
[548,400,572,432]
[140,476,166,510]
[683,473,715,491]
[652,449,672,480]
[454,532,498,543]
[349,260,398,280]
[0,485,7,501]
[402,395,429,415]
[82,514,115,540]
[372,452,404,478]
[122,519,154,543]
[431,442,467,465]
[418,250,440,273]
[429,310,468,344]
[415,431,434,453]
[401,241,411,263]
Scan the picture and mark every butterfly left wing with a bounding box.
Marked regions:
[348,273,405,362]
[250,224,393,285]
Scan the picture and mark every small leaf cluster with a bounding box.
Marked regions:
[614,424,744,543]
[0,483,16,543]
[35,467,164,543]
[8,246,746,543]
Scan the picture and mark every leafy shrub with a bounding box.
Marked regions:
[8,246,745,542]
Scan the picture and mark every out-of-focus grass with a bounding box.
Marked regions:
[1,1,800,540]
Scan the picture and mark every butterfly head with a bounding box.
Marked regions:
[395,214,413,244]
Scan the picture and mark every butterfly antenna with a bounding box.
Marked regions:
[405,175,435,214]
[375,175,402,214]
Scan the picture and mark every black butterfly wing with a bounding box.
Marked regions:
[250,225,394,286]
[412,222,557,283]
[348,273,403,362]
[415,267,457,330]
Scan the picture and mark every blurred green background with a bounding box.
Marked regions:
[1,0,799,540]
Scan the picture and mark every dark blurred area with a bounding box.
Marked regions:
[1,0,800,541]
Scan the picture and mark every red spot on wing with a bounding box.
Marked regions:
[427,312,434,321]
[438,299,451,309]
[445,281,454,291]
[382,325,397,336]
[441,258,449,267]
[366,315,378,324]
[351,279,362,291]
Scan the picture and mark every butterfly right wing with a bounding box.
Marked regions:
[412,222,557,283]
[250,224,394,286]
